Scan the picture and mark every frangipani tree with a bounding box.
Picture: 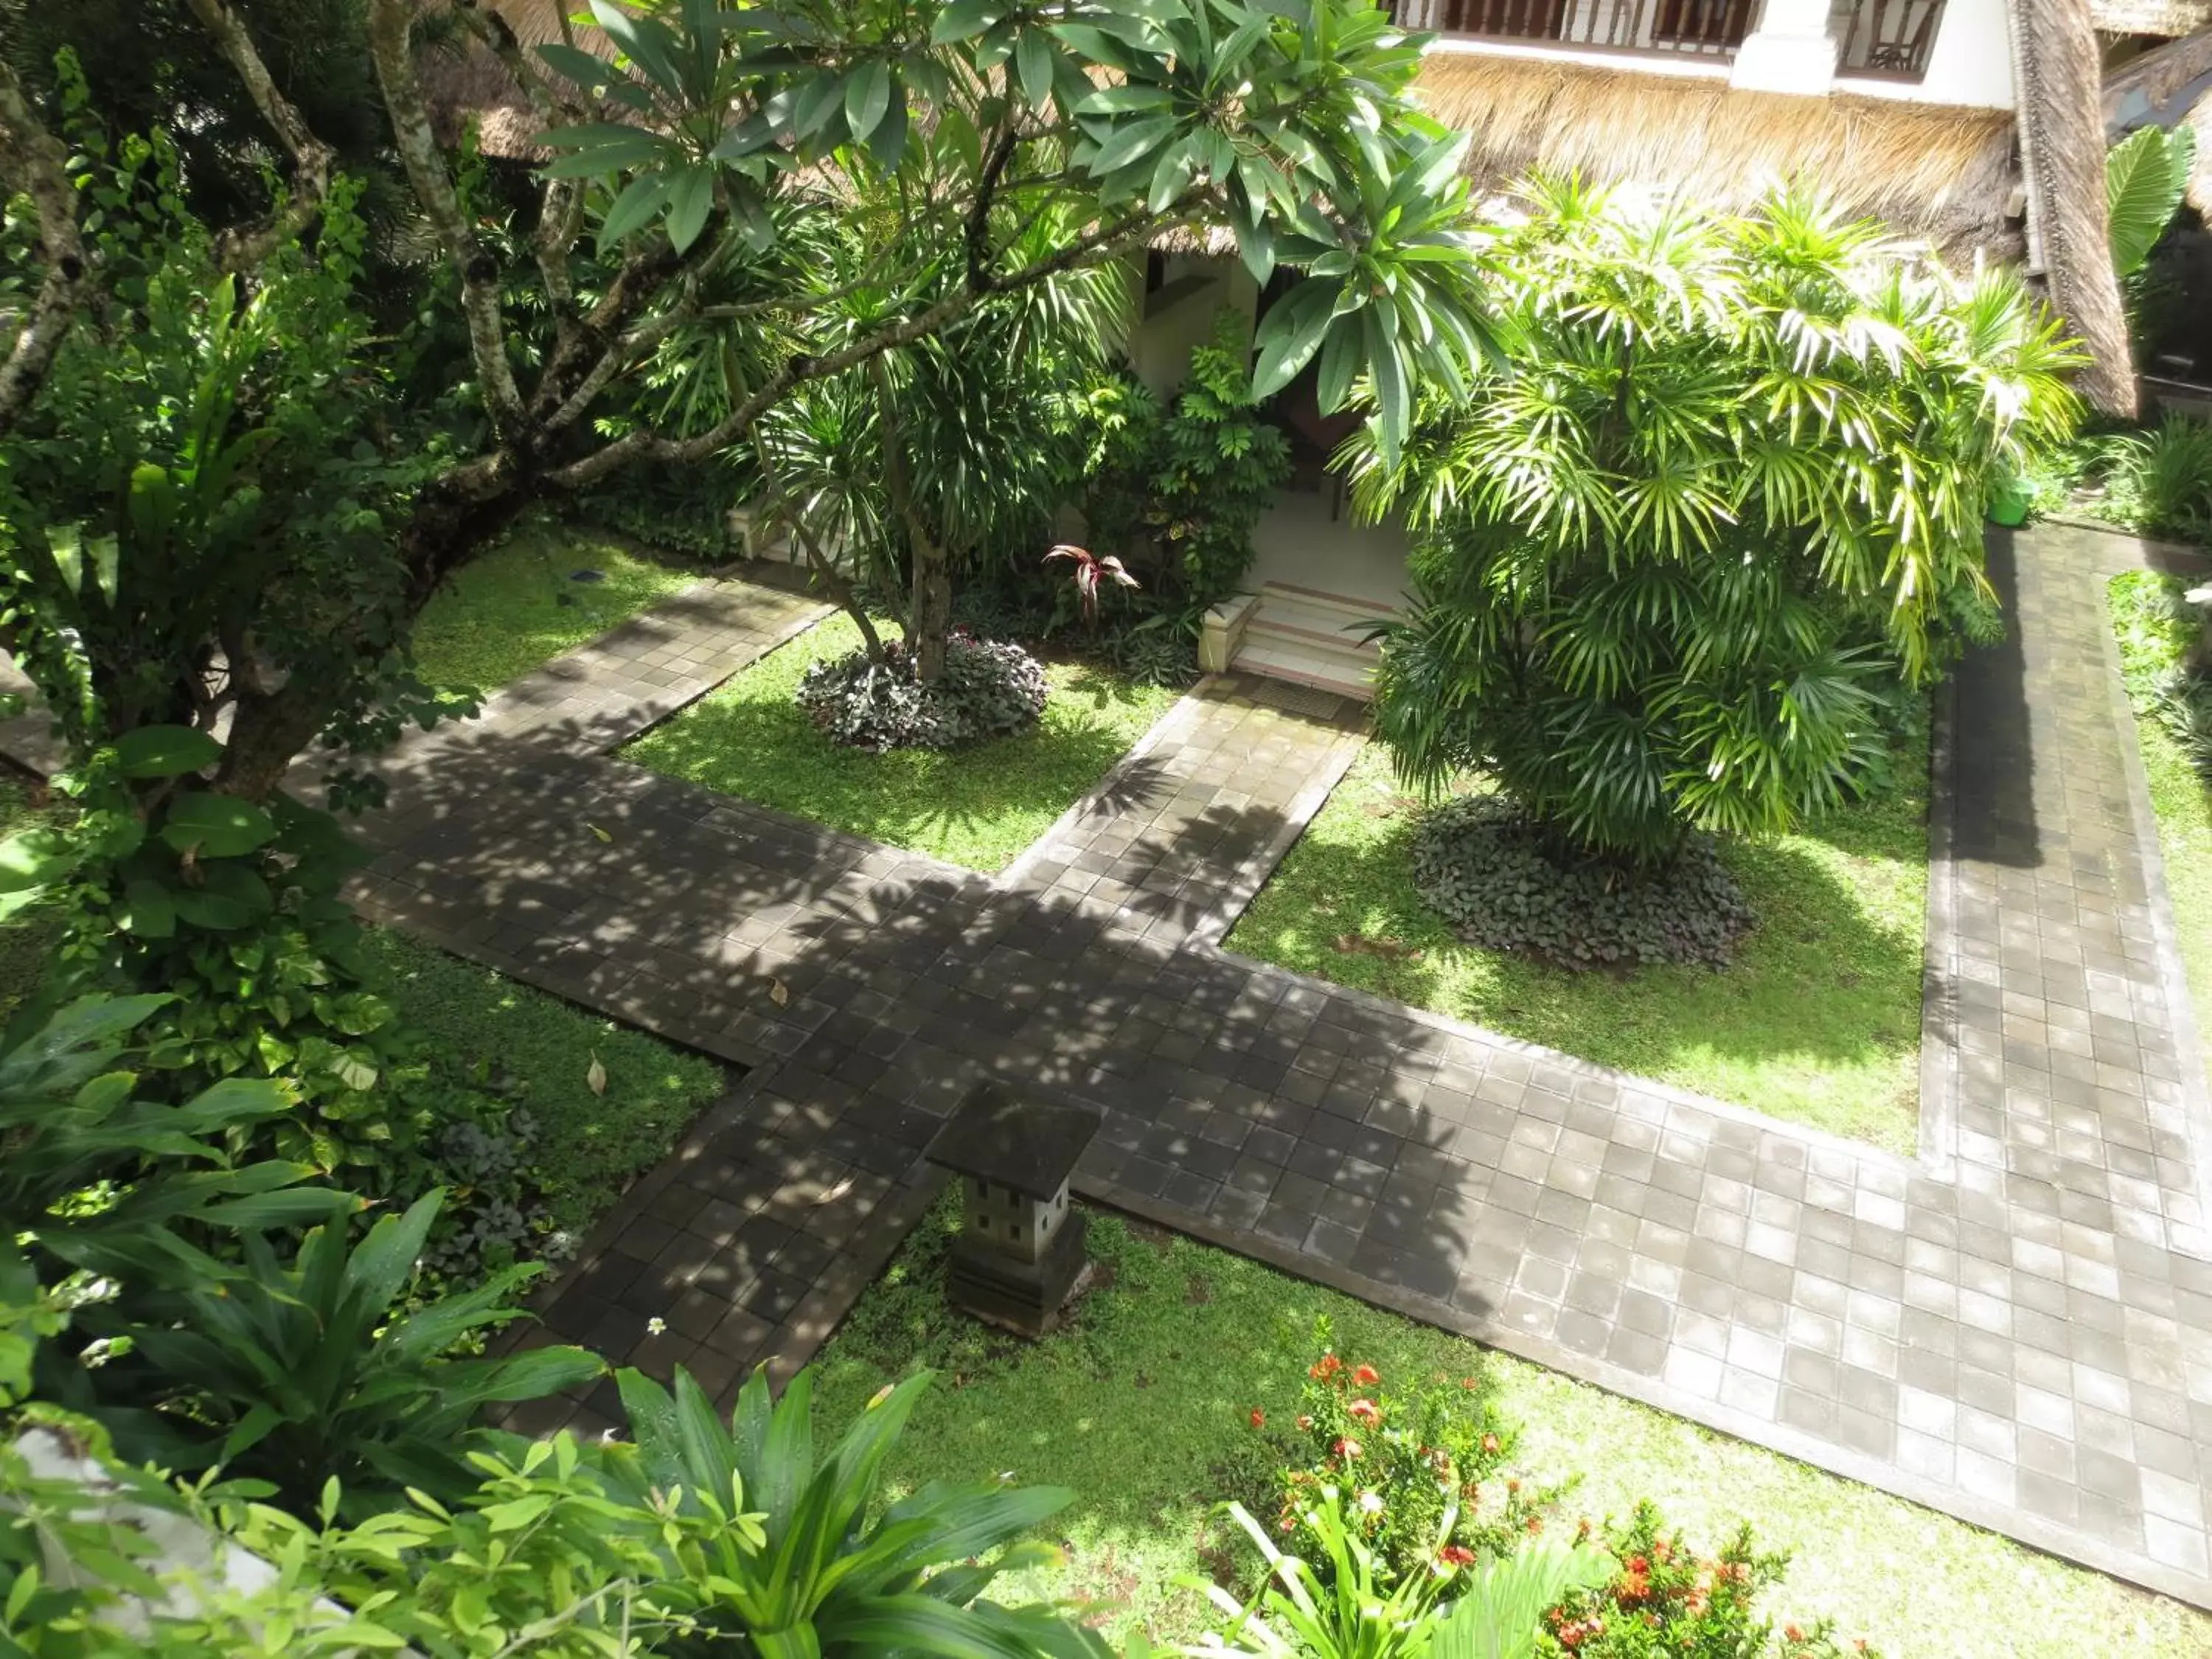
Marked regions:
[1347,179,2082,871]
[0,0,1498,794]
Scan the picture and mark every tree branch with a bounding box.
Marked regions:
[364,0,526,435]
[543,201,1182,490]
[184,0,338,271]
[0,58,86,437]
[449,0,591,316]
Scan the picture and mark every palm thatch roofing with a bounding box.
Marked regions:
[1411,52,2019,259]
[2009,0,2137,413]
[417,0,613,160]
[2091,0,2212,33]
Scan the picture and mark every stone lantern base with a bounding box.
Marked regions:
[947,1208,1090,1339]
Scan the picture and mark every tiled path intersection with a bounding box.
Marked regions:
[275,529,2212,1610]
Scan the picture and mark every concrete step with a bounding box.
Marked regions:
[1231,633,1375,700]
[1227,580,1400,700]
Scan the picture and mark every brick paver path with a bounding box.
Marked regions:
[12,533,2206,1607]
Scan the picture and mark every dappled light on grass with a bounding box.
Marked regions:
[2107,573,2212,1043]
[810,1202,2208,1659]
[1225,740,1928,1152]
[623,613,1180,872]
[361,930,723,1236]
[411,524,706,693]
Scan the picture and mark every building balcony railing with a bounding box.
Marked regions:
[1399,0,1756,58]
[1395,0,1947,80]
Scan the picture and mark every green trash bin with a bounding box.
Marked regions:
[1987,479,2031,526]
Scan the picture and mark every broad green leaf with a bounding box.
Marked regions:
[0,825,76,894]
[120,878,176,939]
[1088,116,1178,179]
[664,167,714,253]
[115,724,223,779]
[1250,282,1333,398]
[159,793,276,858]
[844,62,892,147]
[2108,125,2193,278]
[1015,28,1054,111]
[931,0,1005,44]
[597,172,674,252]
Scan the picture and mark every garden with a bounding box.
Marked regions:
[1,0,2209,1655]
[1225,178,2079,1155]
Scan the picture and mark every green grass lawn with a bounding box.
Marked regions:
[1224,732,1930,1152]
[623,612,1180,872]
[411,522,707,693]
[361,930,724,1237]
[2108,572,2212,1026]
[810,1200,2211,1659]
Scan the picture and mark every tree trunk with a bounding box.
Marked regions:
[215,681,331,801]
[910,538,953,682]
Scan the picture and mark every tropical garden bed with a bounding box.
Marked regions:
[409,521,712,693]
[356,931,724,1243]
[622,611,1180,872]
[810,1197,2209,1659]
[2107,571,2212,1024]
[1225,729,1930,1153]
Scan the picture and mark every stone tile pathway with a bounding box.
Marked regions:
[12,531,2211,1610]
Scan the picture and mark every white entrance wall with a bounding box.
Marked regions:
[1247,486,1416,610]
[1126,255,1262,398]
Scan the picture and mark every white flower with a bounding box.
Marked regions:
[1358,1491,1385,1515]
[646,1316,667,1337]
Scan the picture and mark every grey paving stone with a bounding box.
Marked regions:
[349,549,2212,1611]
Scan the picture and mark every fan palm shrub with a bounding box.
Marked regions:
[1346,180,2081,876]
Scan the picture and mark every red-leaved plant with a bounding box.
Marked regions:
[1044,542,1139,627]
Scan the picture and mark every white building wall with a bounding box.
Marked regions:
[1126,257,1260,399]
[1834,0,2016,105]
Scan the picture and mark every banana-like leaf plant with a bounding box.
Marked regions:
[599,1363,1112,1659]
[81,1188,601,1519]
[2107,125,2198,280]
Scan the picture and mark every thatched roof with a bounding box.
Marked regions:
[2091,0,2212,33]
[417,0,614,160]
[1410,52,2020,258]
[2012,0,2138,414]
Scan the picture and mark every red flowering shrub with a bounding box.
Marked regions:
[1263,1320,1556,1584]
[1539,1503,1881,1659]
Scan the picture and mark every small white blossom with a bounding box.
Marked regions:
[1358,1491,1385,1515]
[646,1316,667,1337]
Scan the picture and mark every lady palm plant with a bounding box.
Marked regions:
[1347,178,2082,870]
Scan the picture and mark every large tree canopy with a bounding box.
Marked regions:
[0,0,1498,795]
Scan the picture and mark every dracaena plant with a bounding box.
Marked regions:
[1046,542,1140,627]
[1346,178,2084,871]
[597,1363,1110,1659]
[71,1188,602,1520]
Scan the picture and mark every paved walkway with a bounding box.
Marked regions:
[16,532,2208,1607]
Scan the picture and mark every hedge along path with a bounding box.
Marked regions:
[38,536,2202,1617]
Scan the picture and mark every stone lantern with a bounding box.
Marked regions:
[923,1080,1100,1338]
